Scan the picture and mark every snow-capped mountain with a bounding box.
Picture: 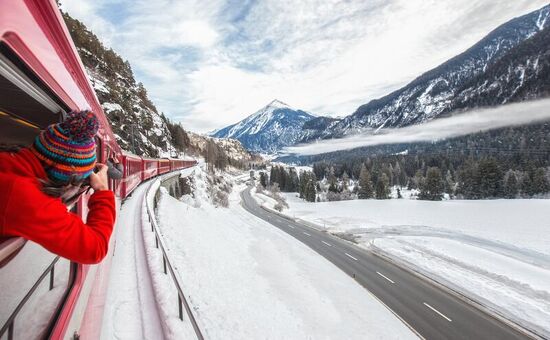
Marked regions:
[454,24,550,108]
[309,4,550,140]
[212,100,316,154]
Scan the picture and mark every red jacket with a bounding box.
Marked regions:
[0,148,116,264]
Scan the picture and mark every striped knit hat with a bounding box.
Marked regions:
[31,110,99,182]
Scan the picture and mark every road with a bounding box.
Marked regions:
[241,187,530,340]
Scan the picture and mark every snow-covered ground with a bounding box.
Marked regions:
[154,166,416,339]
[101,183,164,340]
[256,192,550,337]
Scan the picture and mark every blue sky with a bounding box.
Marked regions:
[62,0,548,133]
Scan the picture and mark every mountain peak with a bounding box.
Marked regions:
[212,101,317,154]
[266,99,291,109]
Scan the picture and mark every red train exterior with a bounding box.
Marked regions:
[158,158,171,175]
[142,157,160,180]
[120,151,143,197]
[0,1,196,339]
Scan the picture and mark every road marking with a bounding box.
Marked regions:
[345,253,358,261]
[321,241,332,247]
[423,302,452,322]
[376,271,395,284]
[303,232,311,236]
[287,225,295,229]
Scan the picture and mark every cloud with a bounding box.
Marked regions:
[62,0,550,133]
[283,99,550,156]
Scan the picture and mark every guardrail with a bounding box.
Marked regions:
[0,255,63,340]
[144,170,204,340]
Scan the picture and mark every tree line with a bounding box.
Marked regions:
[259,166,317,202]
[304,122,550,200]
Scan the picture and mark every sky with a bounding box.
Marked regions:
[283,99,550,155]
[61,0,549,133]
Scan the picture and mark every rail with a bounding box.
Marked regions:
[0,237,26,267]
[144,168,204,340]
[0,255,62,340]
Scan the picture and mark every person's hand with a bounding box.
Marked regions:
[89,163,109,191]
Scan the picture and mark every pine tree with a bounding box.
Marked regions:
[358,164,374,199]
[328,166,338,193]
[288,168,299,192]
[478,158,503,198]
[419,167,444,201]
[375,173,390,199]
[521,171,534,197]
[413,170,424,190]
[259,172,268,188]
[342,172,350,191]
[531,168,549,195]
[270,166,276,186]
[298,170,306,198]
[305,179,316,202]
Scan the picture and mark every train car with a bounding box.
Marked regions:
[141,157,159,180]
[169,158,185,172]
[183,160,197,169]
[0,1,125,339]
[120,151,143,198]
[158,158,171,175]
[0,2,198,339]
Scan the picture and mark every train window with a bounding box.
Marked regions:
[0,243,72,339]
[0,44,66,145]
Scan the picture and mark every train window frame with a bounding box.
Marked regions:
[0,43,69,115]
[0,44,68,145]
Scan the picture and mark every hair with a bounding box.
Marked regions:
[0,144,87,204]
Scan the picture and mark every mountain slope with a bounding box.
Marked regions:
[62,12,189,157]
[315,4,550,139]
[455,24,550,108]
[212,100,315,153]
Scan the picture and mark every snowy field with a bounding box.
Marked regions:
[255,192,550,337]
[154,166,416,339]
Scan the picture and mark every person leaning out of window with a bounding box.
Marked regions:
[0,111,116,264]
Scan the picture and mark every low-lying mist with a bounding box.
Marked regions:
[283,99,550,156]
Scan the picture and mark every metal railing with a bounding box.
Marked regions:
[0,255,62,340]
[144,170,204,340]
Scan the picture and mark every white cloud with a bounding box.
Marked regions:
[62,0,550,133]
[283,99,550,156]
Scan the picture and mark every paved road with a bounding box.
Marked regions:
[241,187,530,340]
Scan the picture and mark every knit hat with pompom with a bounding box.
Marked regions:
[31,110,99,182]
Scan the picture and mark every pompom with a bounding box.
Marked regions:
[60,110,99,142]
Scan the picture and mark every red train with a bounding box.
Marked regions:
[0,1,196,339]
[120,152,196,198]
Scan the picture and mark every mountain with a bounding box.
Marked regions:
[188,132,263,167]
[298,116,342,142]
[212,100,316,154]
[454,24,550,108]
[62,11,190,158]
[62,10,259,170]
[308,4,550,140]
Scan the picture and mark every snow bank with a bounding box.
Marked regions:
[153,167,416,339]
